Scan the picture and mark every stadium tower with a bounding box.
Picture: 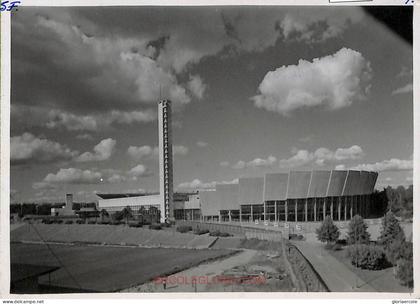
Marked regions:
[158,100,174,223]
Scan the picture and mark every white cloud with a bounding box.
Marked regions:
[173,145,189,156]
[127,145,155,160]
[279,145,364,168]
[107,174,127,184]
[252,48,372,115]
[128,164,149,178]
[392,83,413,95]
[187,75,207,99]
[336,158,413,172]
[231,155,277,169]
[34,168,103,189]
[196,141,209,148]
[220,161,230,167]
[11,132,78,166]
[76,133,94,141]
[177,178,238,190]
[76,138,116,162]
[46,109,156,132]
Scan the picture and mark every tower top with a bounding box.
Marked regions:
[158,99,171,105]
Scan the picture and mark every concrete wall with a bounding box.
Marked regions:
[307,171,330,198]
[217,184,239,210]
[264,173,288,201]
[98,194,161,210]
[199,190,220,216]
[327,170,347,197]
[239,177,264,204]
[287,171,311,199]
[185,193,200,209]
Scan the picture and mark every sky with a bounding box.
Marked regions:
[10,6,413,203]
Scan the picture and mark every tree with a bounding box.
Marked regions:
[347,215,370,245]
[121,206,133,225]
[378,211,406,251]
[100,209,109,221]
[316,216,339,245]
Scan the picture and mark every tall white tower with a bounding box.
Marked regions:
[158,100,174,223]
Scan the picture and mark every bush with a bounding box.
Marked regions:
[42,219,53,224]
[87,220,96,224]
[289,234,304,241]
[76,219,84,224]
[316,216,339,244]
[176,225,192,233]
[193,228,209,235]
[53,219,63,224]
[332,243,343,251]
[347,215,370,245]
[395,258,413,287]
[336,239,347,246]
[110,221,123,225]
[65,220,73,224]
[347,244,388,270]
[161,222,172,228]
[129,222,143,228]
[219,232,231,237]
[149,223,162,230]
[386,240,412,266]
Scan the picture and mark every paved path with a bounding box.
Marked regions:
[291,242,376,292]
[123,249,258,292]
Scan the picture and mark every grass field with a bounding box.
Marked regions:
[11,243,233,292]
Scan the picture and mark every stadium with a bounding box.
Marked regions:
[97,99,378,224]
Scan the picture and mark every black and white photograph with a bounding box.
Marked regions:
[5,3,415,295]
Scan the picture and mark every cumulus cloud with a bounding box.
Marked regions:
[128,164,150,179]
[33,168,103,189]
[336,158,413,172]
[46,109,156,132]
[252,48,372,115]
[76,138,116,162]
[127,145,156,160]
[231,155,277,169]
[11,132,78,166]
[392,83,413,95]
[177,178,238,190]
[279,145,364,168]
[196,141,209,148]
[220,161,230,167]
[76,133,94,141]
[173,145,189,156]
[187,75,207,99]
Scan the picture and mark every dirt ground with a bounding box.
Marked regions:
[123,239,295,292]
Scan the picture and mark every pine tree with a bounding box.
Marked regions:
[347,215,370,245]
[378,211,405,251]
[316,215,340,244]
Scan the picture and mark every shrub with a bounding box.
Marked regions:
[42,219,53,224]
[193,228,209,235]
[65,220,73,224]
[209,230,221,237]
[332,243,343,251]
[386,240,412,266]
[129,222,143,228]
[347,244,388,270]
[76,219,84,224]
[395,258,413,287]
[219,232,231,237]
[316,216,339,245]
[289,234,304,241]
[161,222,172,228]
[378,211,405,251]
[176,225,192,233]
[87,220,96,224]
[347,215,370,245]
[110,221,123,225]
[336,239,347,246]
[149,223,162,230]
[53,219,63,224]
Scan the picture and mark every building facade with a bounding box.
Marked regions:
[200,170,378,223]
